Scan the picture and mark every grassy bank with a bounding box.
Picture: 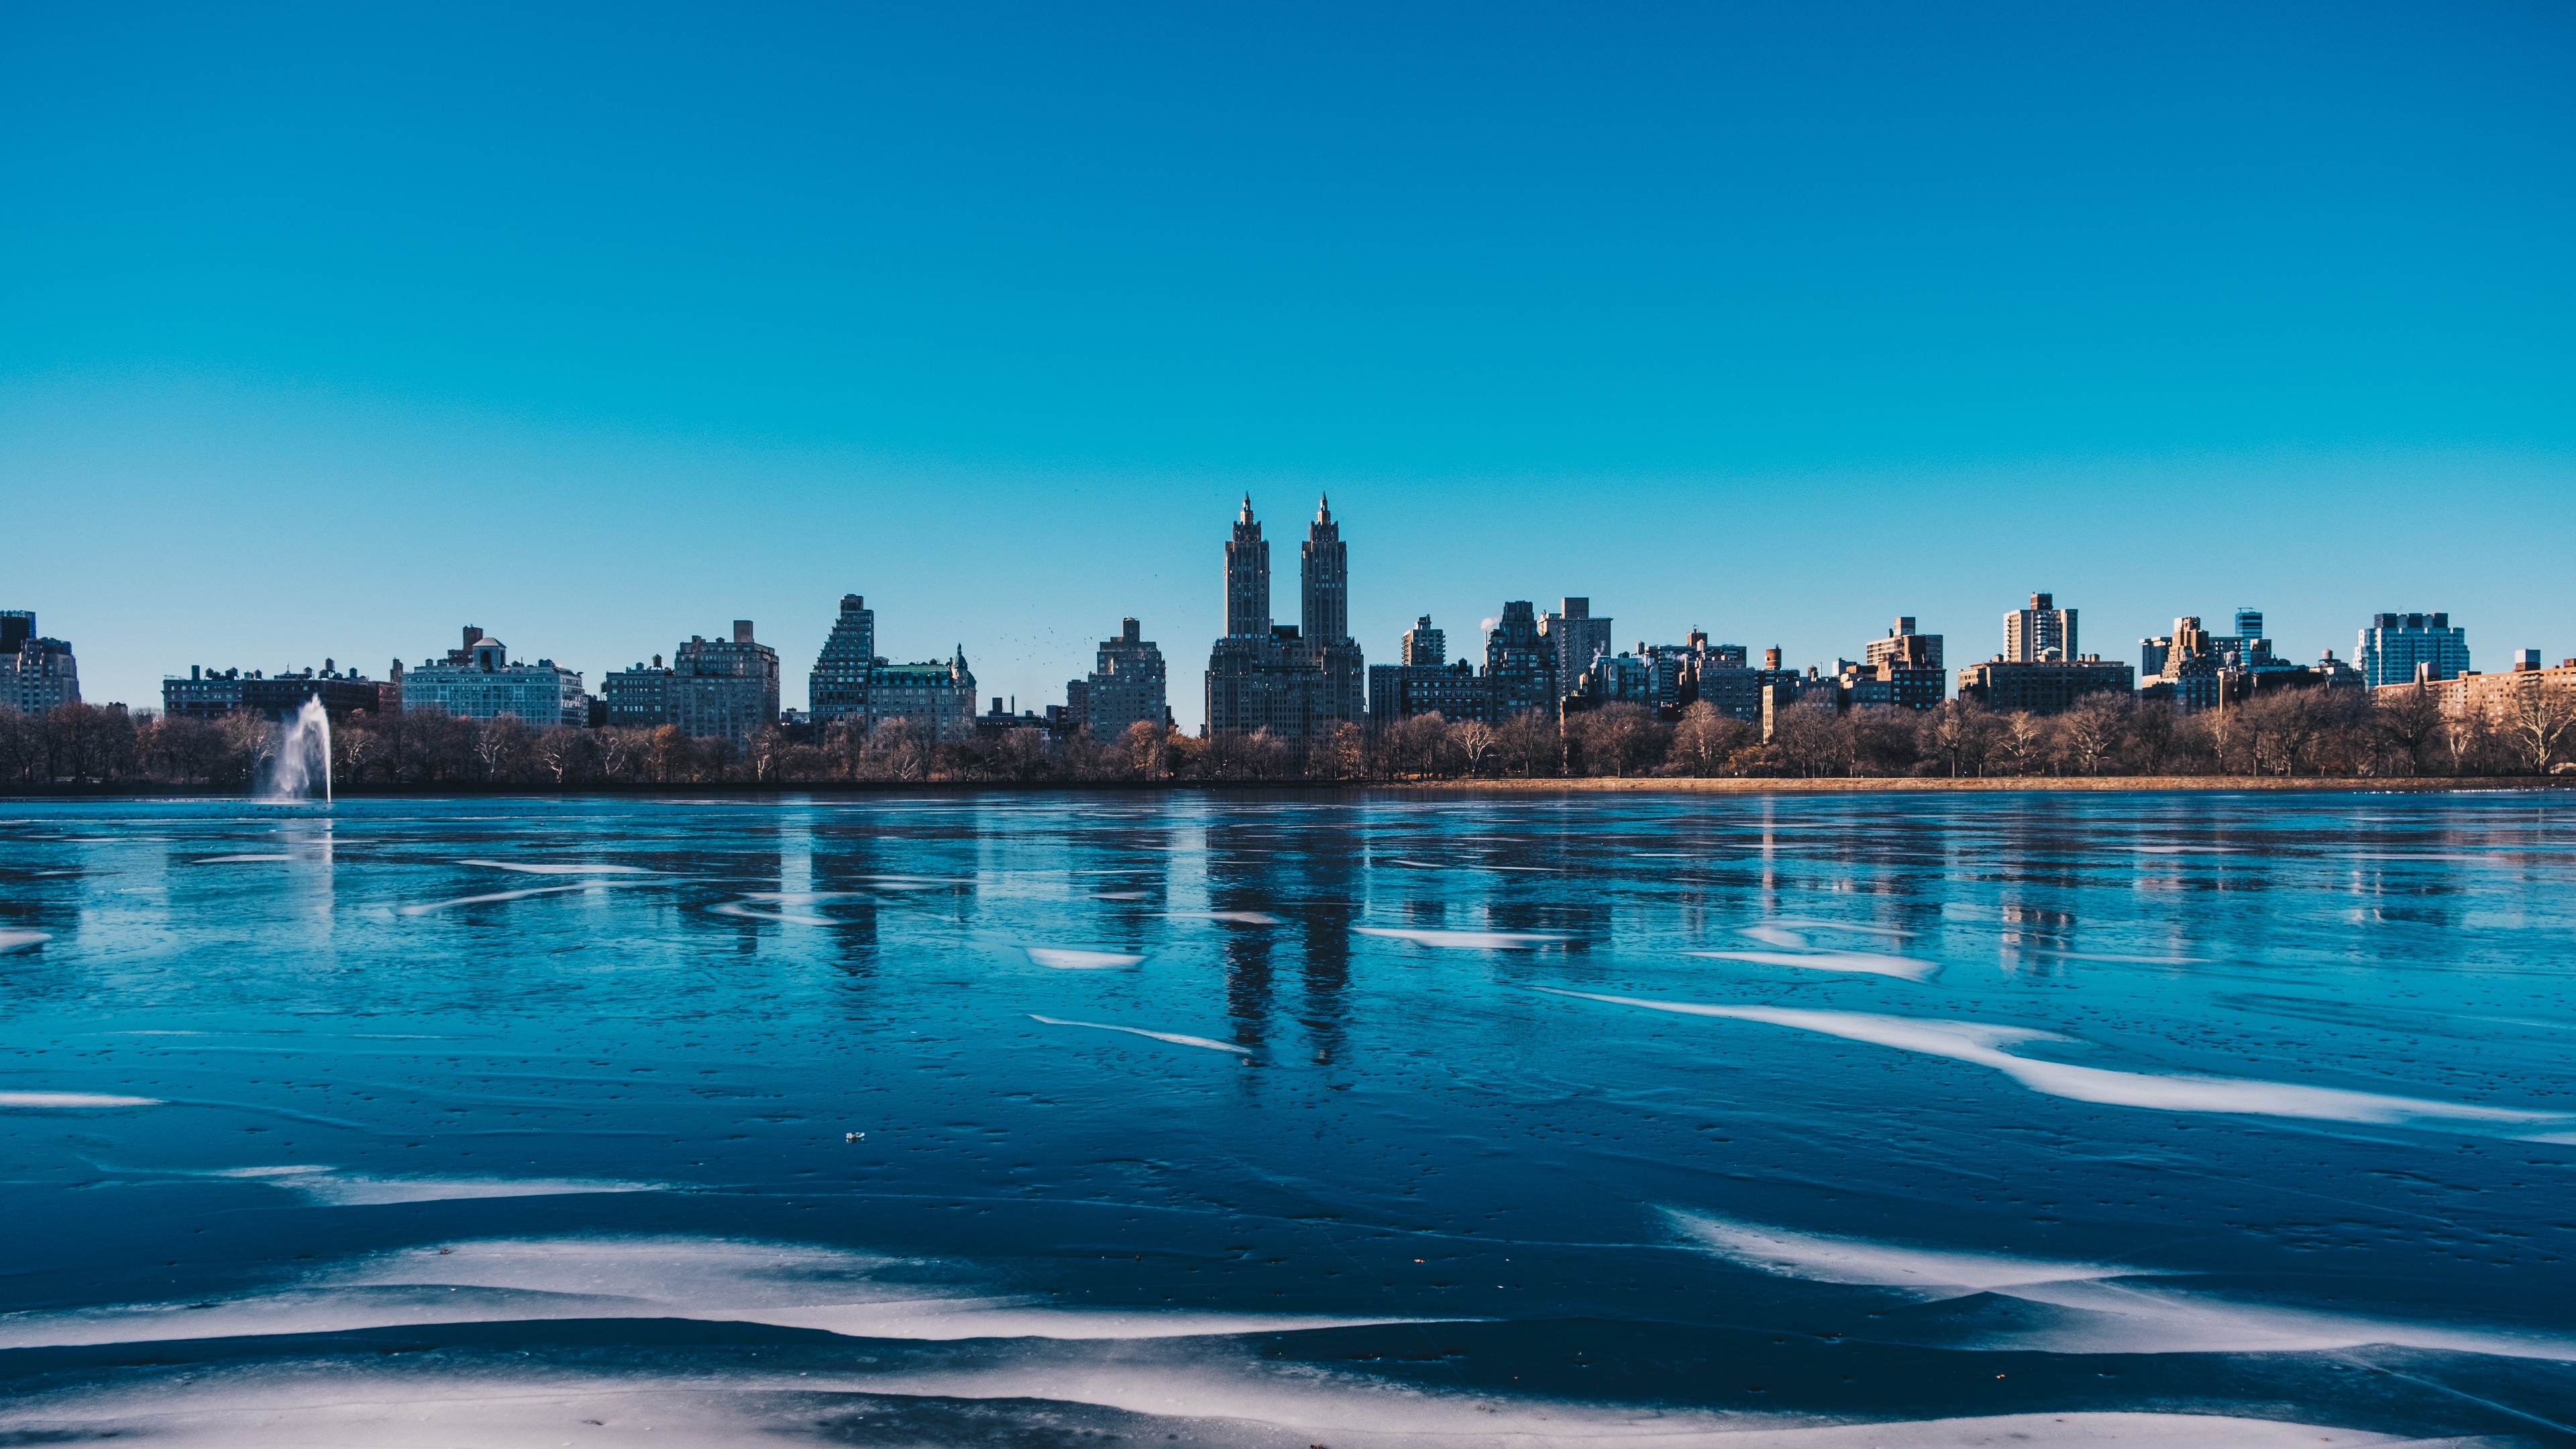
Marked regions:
[1373,774,2576,795]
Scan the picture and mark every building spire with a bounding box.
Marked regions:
[1316,492,1331,523]
[1239,492,1255,523]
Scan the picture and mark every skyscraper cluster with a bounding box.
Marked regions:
[1204,496,1365,738]
[14,498,2530,752]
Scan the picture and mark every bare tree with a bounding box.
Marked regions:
[2053,695,2125,775]
[477,714,533,782]
[2370,684,2445,776]
[1118,719,1169,781]
[2502,676,2576,775]
[0,705,38,783]
[1493,710,1560,777]
[219,712,273,789]
[1768,704,1849,778]
[1448,718,1499,775]
[1382,713,1454,778]
[1992,712,2049,775]
[534,726,595,786]
[1846,706,1918,776]
[1917,699,1999,777]
[861,718,928,781]
[1569,702,1666,777]
[748,725,791,786]
[597,727,645,782]
[1668,702,1744,776]
[994,726,1053,781]
[1320,720,1368,780]
[647,724,692,782]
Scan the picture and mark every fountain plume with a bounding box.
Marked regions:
[260,697,333,803]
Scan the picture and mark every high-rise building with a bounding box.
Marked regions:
[1865,617,1943,672]
[1370,614,1481,724]
[1083,618,1167,735]
[672,622,781,748]
[162,662,376,721]
[870,647,977,741]
[1204,496,1366,739]
[2358,612,2471,688]
[1957,656,2135,714]
[1301,499,1366,727]
[1567,651,1654,709]
[1,610,80,714]
[1482,601,1558,721]
[2147,616,2222,711]
[1367,657,1487,724]
[1540,598,1614,704]
[1224,495,1271,640]
[1851,619,1946,710]
[1400,616,1446,667]
[808,594,877,726]
[601,656,674,731]
[2004,593,2077,663]
[2201,606,2279,671]
[400,628,584,727]
[2404,651,2576,724]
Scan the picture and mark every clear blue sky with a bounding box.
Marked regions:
[6,2,2571,728]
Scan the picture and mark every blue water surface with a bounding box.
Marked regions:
[3,790,2573,1446]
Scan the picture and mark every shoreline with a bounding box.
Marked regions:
[4,775,2571,800]
[1373,774,2576,795]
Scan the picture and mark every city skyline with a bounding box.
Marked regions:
[12,488,2553,738]
[6,5,2572,727]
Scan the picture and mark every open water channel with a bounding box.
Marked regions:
[2,790,2573,1445]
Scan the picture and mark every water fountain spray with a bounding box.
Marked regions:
[261,697,334,804]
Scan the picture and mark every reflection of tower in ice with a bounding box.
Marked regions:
[1208,823,1275,1055]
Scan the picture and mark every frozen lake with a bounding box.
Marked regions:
[3,790,2573,1444]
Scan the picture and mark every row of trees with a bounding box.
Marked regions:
[3,681,2571,789]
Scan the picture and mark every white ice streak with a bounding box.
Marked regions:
[1690,949,1938,981]
[1668,1211,2162,1296]
[1355,927,1566,949]
[2014,948,2208,964]
[394,881,650,915]
[0,1371,2436,1448]
[1025,947,1146,969]
[1540,989,2571,1133]
[1692,923,1937,981]
[1668,1212,2576,1360]
[1029,1014,1250,1055]
[199,1165,665,1205]
[1761,918,1916,938]
[0,1236,1421,1352]
[458,859,659,874]
[0,1091,163,1108]
[709,901,836,926]
[1164,910,1286,925]
[0,929,51,953]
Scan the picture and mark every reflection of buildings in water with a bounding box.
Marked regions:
[706,819,788,955]
[1482,895,1609,951]
[1294,902,1352,1063]
[1216,902,1274,1052]
[1998,935,2069,977]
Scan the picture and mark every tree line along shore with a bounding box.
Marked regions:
[6,676,2573,790]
